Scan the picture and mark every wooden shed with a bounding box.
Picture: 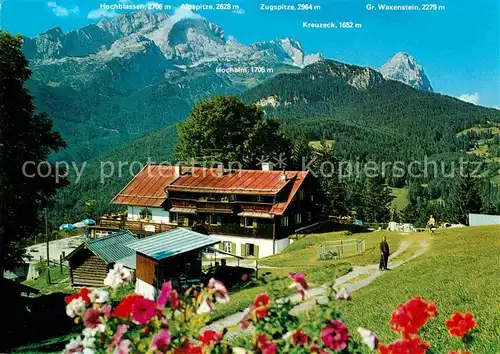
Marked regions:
[126,228,219,289]
[66,230,137,287]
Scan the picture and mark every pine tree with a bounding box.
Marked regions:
[447,168,482,225]
[363,175,394,223]
[311,141,349,217]
[0,32,66,275]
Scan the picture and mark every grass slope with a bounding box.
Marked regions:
[210,230,404,321]
[338,226,500,353]
[391,187,409,211]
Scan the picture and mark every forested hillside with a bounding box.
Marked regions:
[49,125,177,225]
[244,60,500,162]
[47,60,500,228]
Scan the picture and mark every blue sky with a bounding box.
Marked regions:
[2,0,499,108]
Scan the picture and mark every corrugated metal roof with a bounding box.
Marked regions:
[125,228,219,261]
[116,254,136,270]
[87,229,137,265]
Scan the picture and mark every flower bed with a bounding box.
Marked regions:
[62,264,477,354]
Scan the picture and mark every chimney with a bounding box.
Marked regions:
[174,165,181,178]
[217,163,225,176]
[261,162,273,171]
[281,170,288,181]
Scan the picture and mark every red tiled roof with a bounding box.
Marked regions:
[270,171,309,215]
[111,165,310,215]
[167,169,300,195]
[111,165,177,207]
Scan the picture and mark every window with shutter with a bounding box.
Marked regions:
[240,244,246,257]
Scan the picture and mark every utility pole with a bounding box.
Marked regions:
[45,208,51,284]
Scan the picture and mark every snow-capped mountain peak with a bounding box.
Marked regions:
[380,52,433,92]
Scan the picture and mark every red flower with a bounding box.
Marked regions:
[309,344,329,354]
[253,293,270,307]
[113,294,140,319]
[131,296,156,325]
[321,320,349,351]
[65,288,91,305]
[379,336,430,354]
[256,334,277,354]
[252,293,270,320]
[241,273,249,281]
[173,342,203,354]
[169,290,180,310]
[253,306,268,320]
[291,330,309,346]
[199,330,222,346]
[445,312,476,337]
[390,297,438,336]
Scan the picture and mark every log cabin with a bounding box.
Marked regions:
[105,163,322,258]
[66,229,137,287]
[125,228,219,298]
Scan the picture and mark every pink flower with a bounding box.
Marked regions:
[151,329,171,352]
[114,339,132,354]
[83,308,102,329]
[256,334,277,354]
[131,297,156,325]
[109,324,128,350]
[157,281,172,310]
[240,306,251,329]
[199,330,222,346]
[63,337,84,353]
[197,296,215,314]
[169,290,180,310]
[208,278,230,303]
[321,320,350,351]
[335,287,352,301]
[289,272,308,300]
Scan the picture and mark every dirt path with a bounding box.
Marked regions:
[204,238,430,335]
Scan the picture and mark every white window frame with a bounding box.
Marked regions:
[295,213,302,225]
[222,241,232,253]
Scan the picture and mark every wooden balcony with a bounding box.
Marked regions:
[100,216,175,235]
[205,223,274,239]
[171,200,234,213]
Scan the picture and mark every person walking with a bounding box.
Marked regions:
[428,215,436,233]
[379,236,390,270]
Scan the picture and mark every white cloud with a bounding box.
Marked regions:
[170,5,203,24]
[47,1,79,16]
[87,8,118,19]
[232,8,245,15]
[458,92,480,105]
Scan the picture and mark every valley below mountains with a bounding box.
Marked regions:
[24,10,441,162]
